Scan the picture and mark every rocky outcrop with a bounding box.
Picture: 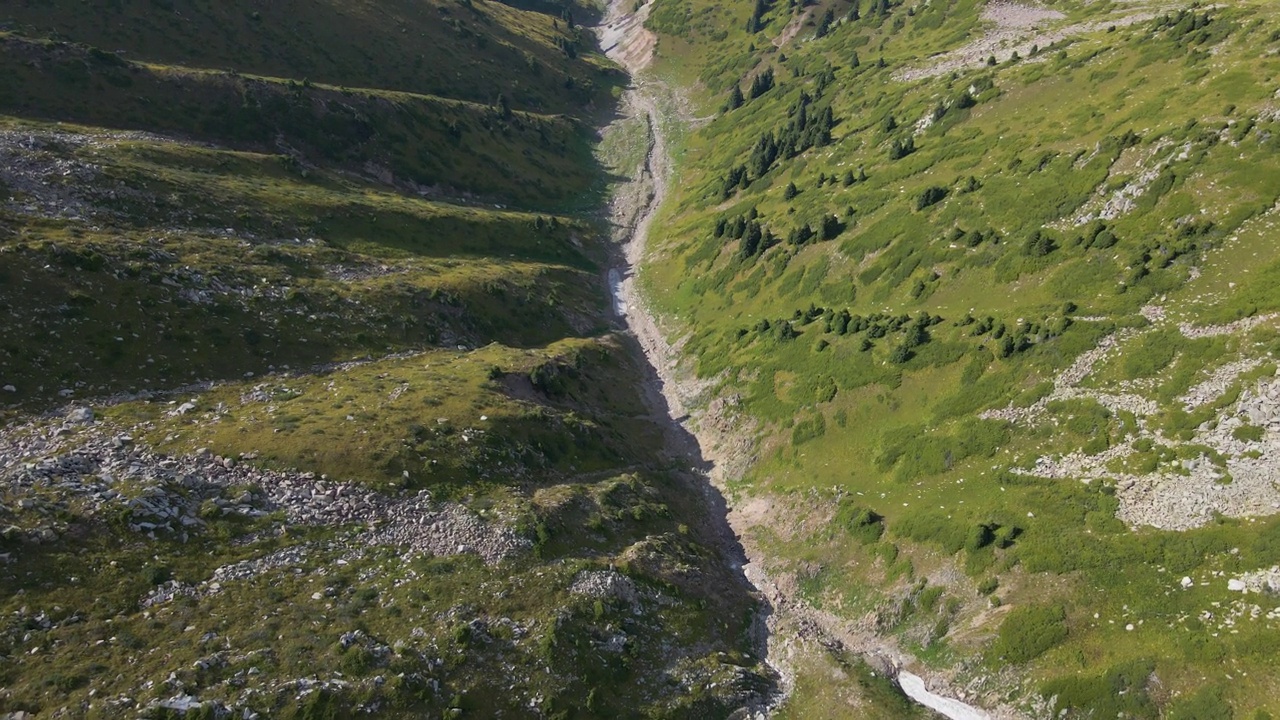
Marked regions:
[1,416,528,563]
[998,311,1280,530]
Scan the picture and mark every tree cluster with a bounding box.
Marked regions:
[814,9,835,39]
[1023,228,1058,257]
[915,185,948,211]
[783,215,842,246]
[714,207,779,259]
[723,84,745,112]
[888,135,916,160]
[1151,9,1214,44]
[959,313,1072,359]
[749,67,775,99]
[554,33,579,59]
[720,90,836,197]
[947,226,1000,248]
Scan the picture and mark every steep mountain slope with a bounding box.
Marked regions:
[636,0,1280,716]
[0,0,607,115]
[0,1,778,717]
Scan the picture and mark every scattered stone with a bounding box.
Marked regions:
[1001,321,1280,531]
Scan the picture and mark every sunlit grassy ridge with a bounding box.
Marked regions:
[0,120,602,410]
[643,0,1280,714]
[117,339,653,494]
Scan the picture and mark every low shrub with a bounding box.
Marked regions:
[990,604,1068,664]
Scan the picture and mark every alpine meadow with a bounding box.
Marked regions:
[4,0,1280,718]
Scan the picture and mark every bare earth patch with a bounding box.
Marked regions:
[596,0,656,72]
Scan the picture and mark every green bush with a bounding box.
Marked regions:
[915,185,948,211]
[1122,328,1180,379]
[896,511,968,554]
[1233,424,1264,442]
[1168,686,1234,720]
[142,564,172,585]
[1041,659,1157,719]
[834,499,885,544]
[990,604,1068,664]
[791,414,827,446]
[917,585,945,613]
[965,523,995,552]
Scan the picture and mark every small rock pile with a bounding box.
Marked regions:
[1181,313,1280,340]
[0,130,104,222]
[363,498,530,566]
[569,569,642,609]
[1229,566,1280,595]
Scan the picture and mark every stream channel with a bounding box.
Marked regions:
[593,4,997,718]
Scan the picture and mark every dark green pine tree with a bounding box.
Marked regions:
[815,9,834,38]
[723,84,744,112]
[747,0,768,33]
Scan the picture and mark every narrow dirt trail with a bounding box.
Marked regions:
[592,3,1008,718]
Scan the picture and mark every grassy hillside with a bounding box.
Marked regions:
[643,0,1280,715]
[0,1,778,717]
[0,32,606,207]
[0,0,612,116]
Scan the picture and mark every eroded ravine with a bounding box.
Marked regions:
[593,2,999,718]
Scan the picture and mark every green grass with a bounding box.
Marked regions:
[638,0,1280,715]
[113,338,656,494]
[0,334,774,717]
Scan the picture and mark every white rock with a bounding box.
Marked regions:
[1181,576,1194,589]
[2,385,15,393]
[1228,579,1247,592]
